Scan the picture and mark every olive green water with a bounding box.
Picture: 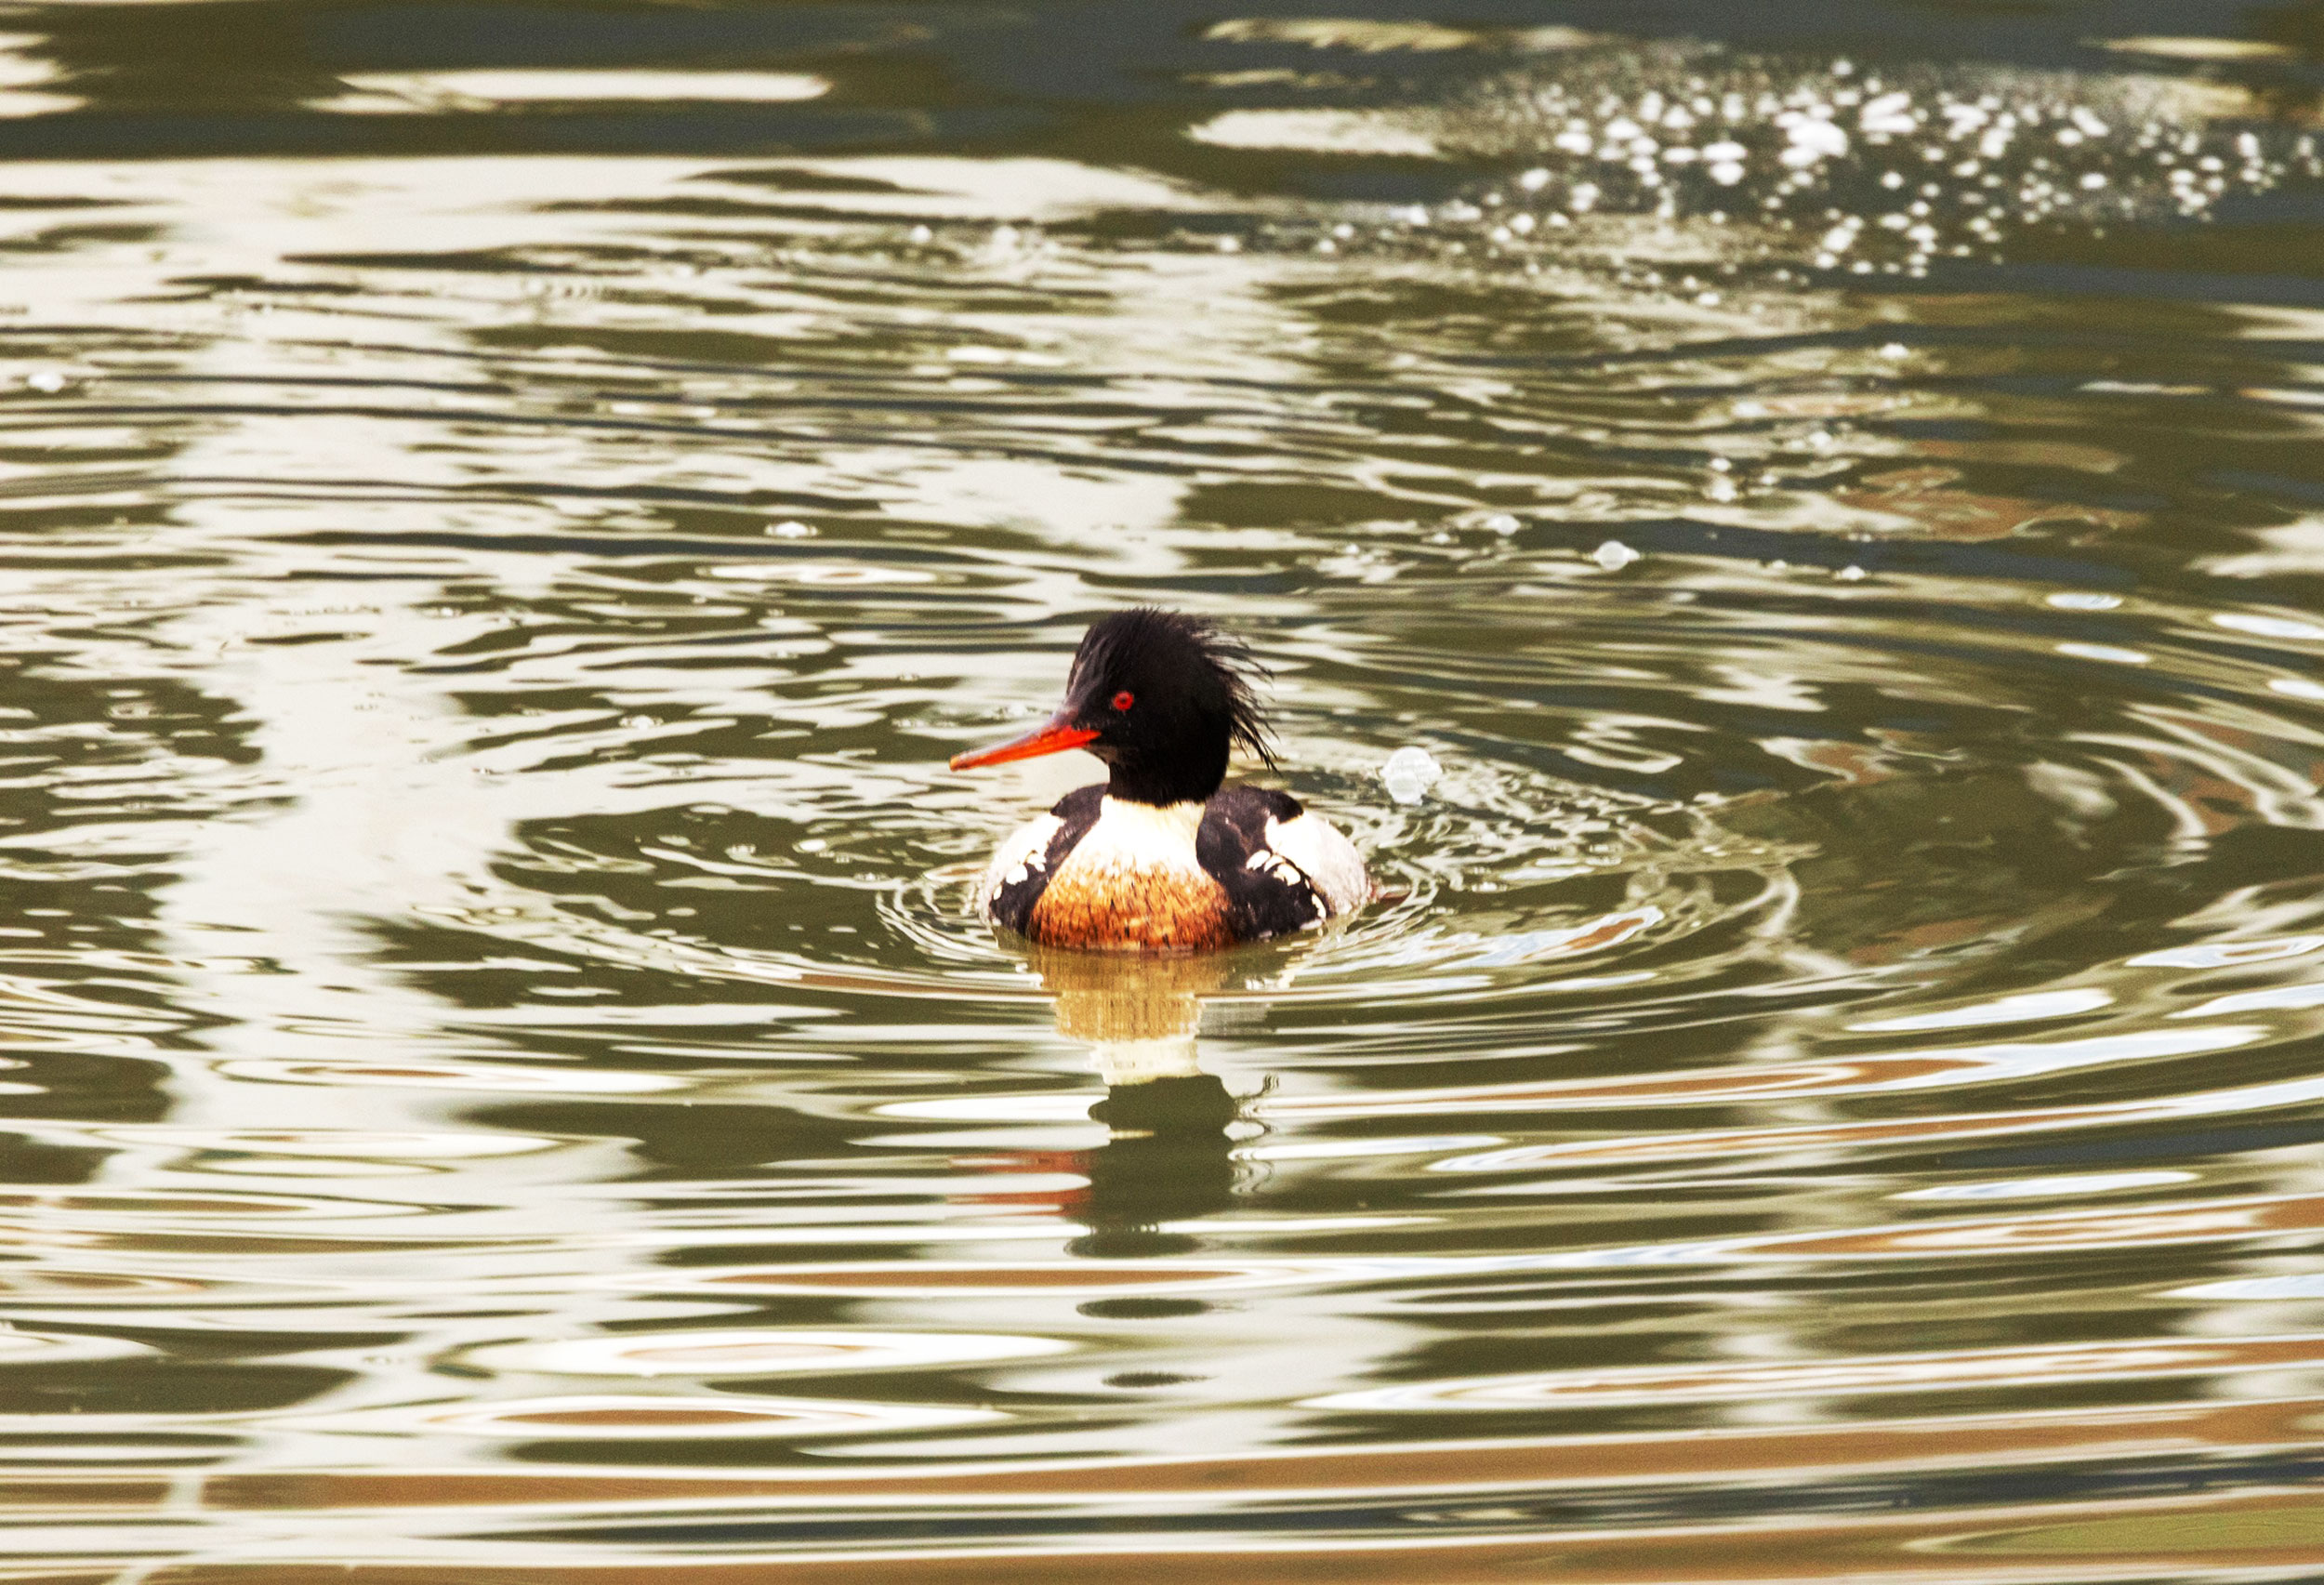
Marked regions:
[7,4,2324,1581]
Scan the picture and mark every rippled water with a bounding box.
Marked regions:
[8,4,2324,1579]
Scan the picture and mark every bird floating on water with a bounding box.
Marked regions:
[950,609,1368,952]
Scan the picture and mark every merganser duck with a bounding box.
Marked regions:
[950,609,1367,952]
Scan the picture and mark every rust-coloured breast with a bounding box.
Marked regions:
[1027,852,1234,952]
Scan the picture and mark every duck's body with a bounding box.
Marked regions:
[983,784,1367,951]
[951,610,1368,953]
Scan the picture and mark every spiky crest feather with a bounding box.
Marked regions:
[1069,607,1277,770]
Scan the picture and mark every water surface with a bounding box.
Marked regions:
[7,4,2324,1579]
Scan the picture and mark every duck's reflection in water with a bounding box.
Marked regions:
[1029,945,1253,1259]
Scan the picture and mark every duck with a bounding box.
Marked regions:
[949,609,1368,952]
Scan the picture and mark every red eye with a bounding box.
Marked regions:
[1111,691,1135,712]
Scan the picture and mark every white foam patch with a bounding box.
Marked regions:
[1381,746,1443,805]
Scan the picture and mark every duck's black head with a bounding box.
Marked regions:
[951,608,1275,805]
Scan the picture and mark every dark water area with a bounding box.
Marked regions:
[6,2,2324,1579]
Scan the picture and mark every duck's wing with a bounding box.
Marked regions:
[982,784,1103,935]
[1197,786,1367,941]
[1261,799,1368,914]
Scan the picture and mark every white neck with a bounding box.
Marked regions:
[1084,796,1206,869]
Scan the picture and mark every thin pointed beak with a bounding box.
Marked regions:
[949,711,1101,771]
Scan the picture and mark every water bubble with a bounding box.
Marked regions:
[1381,746,1444,805]
[1591,539,1641,572]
